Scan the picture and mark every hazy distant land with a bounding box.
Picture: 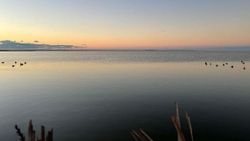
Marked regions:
[0,40,85,51]
[0,40,250,51]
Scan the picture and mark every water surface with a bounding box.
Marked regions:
[0,51,250,141]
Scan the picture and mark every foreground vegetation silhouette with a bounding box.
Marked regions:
[15,103,193,141]
[131,103,194,141]
[15,120,53,141]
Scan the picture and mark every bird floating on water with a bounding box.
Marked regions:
[241,60,245,64]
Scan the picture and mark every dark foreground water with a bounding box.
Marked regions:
[0,51,250,141]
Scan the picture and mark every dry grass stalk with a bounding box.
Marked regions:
[131,102,194,141]
[185,112,194,141]
[15,120,53,141]
[131,129,154,141]
[171,116,186,141]
[175,102,182,141]
[15,125,25,141]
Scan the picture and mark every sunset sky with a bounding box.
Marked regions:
[0,0,249,49]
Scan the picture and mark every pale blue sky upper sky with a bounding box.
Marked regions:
[0,0,249,48]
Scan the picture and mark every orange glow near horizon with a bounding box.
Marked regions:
[1,0,250,49]
[1,21,249,49]
[1,32,249,49]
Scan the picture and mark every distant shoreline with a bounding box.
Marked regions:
[1,40,250,52]
[0,49,250,52]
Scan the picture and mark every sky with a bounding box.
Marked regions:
[0,0,250,49]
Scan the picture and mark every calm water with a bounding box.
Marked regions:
[0,51,250,141]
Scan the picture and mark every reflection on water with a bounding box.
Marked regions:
[0,51,250,141]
